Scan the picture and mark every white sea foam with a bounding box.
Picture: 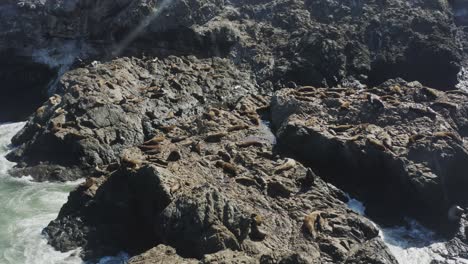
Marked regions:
[0,122,129,264]
[345,194,466,264]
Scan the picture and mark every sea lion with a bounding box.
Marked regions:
[36,105,47,117]
[144,135,165,145]
[205,132,228,143]
[431,101,458,110]
[228,124,250,132]
[367,94,385,108]
[217,151,232,162]
[297,86,316,93]
[340,100,351,110]
[409,106,436,119]
[191,141,203,154]
[325,91,342,98]
[408,134,426,145]
[159,125,176,133]
[329,124,354,133]
[422,87,440,99]
[303,211,327,238]
[170,183,181,194]
[203,111,217,120]
[150,90,166,99]
[81,177,96,189]
[250,213,267,241]
[390,85,402,94]
[147,158,169,168]
[215,161,238,176]
[367,137,387,151]
[171,136,188,143]
[49,95,62,106]
[275,158,296,174]
[139,144,162,151]
[121,156,143,169]
[295,96,315,102]
[237,139,264,148]
[434,131,462,143]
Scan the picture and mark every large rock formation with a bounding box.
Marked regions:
[6,56,260,181]
[43,98,398,263]
[271,79,468,232]
[5,0,468,176]
[0,0,466,121]
[2,0,468,263]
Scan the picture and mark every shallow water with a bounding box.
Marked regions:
[0,122,128,264]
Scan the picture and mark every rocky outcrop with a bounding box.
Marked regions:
[271,79,468,234]
[7,56,259,181]
[6,0,468,177]
[1,0,467,121]
[43,100,397,263]
[3,0,468,263]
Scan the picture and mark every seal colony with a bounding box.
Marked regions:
[1,0,468,263]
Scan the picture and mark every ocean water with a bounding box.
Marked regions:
[1,121,467,264]
[347,196,468,264]
[0,122,129,264]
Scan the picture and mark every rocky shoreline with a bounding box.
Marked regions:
[2,0,468,263]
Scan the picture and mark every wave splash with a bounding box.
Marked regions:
[0,122,128,264]
[346,195,468,264]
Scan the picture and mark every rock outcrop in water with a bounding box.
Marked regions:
[2,0,468,263]
[6,56,260,181]
[43,96,398,263]
[271,79,468,232]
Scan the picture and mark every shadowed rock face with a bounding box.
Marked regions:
[43,97,397,263]
[2,0,468,263]
[6,56,260,181]
[0,52,55,122]
[271,79,468,232]
[0,0,466,104]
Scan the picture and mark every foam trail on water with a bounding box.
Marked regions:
[0,122,128,264]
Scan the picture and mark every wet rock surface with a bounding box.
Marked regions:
[271,79,468,231]
[0,0,467,117]
[43,99,397,263]
[2,0,468,263]
[7,56,259,181]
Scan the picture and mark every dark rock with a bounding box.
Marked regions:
[7,56,258,181]
[271,80,468,232]
[344,238,399,264]
[43,105,396,262]
[0,0,466,114]
[44,164,177,260]
[4,0,467,263]
[156,187,251,258]
[128,245,197,264]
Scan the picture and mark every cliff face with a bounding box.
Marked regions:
[4,0,467,174]
[0,0,466,122]
[3,0,468,263]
